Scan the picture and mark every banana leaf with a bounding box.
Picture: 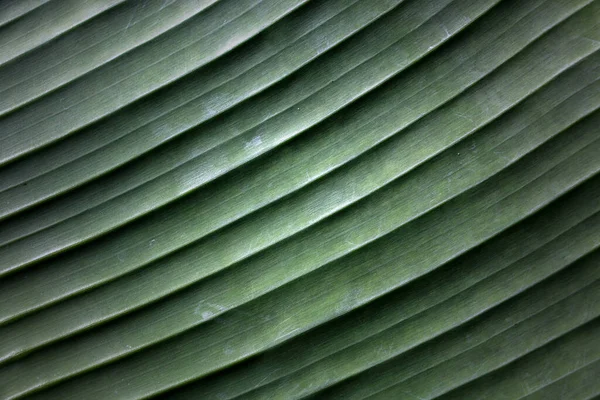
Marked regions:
[0,0,599,398]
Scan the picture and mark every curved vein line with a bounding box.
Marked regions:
[427,316,600,400]
[0,1,120,50]
[0,0,367,194]
[0,0,477,273]
[224,215,600,400]
[0,0,128,68]
[1,0,575,239]
[359,291,600,400]
[0,0,221,116]
[0,0,421,216]
[181,107,600,362]
[2,0,596,396]
[1,0,264,139]
[14,50,600,322]
[121,233,600,399]
[12,116,596,397]
[0,0,379,217]
[342,250,600,400]
[515,358,600,400]
[0,0,52,30]
[0,0,311,168]
[86,146,600,394]
[3,34,593,333]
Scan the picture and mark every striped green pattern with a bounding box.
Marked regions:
[0,0,599,398]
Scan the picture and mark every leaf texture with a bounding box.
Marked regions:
[0,0,598,399]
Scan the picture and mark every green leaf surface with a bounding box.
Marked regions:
[0,0,598,399]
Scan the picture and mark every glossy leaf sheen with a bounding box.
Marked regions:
[0,0,598,399]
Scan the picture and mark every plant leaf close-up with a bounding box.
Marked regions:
[0,0,599,398]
